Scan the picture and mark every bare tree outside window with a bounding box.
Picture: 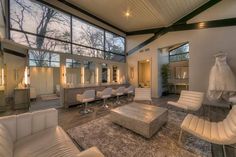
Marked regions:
[9,0,126,65]
[10,0,70,66]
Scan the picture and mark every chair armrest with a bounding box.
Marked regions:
[76,147,104,157]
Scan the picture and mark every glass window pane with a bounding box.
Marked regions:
[29,50,60,67]
[11,31,71,53]
[72,17,104,50]
[72,45,104,58]
[66,59,81,68]
[10,0,71,41]
[105,52,125,62]
[105,32,125,54]
[169,43,189,55]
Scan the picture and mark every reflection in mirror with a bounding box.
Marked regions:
[84,61,95,84]
[112,66,118,83]
[29,50,61,110]
[175,66,189,79]
[66,59,81,86]
[102,63,108,83]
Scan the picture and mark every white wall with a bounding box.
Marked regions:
[126,0,236,98]
[126,34,154,51]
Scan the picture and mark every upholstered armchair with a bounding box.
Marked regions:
[134,88,152,104]
[179,105,236,157]
[125,85,134,101]
[97,87,112,108]
[77,89,95,114]
[112,86,125,105]
[167,90,204,111]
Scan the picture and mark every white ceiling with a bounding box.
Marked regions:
[66,0,208,32]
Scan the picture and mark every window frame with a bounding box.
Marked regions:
[8,0,126,62]
[168,43,189,62]
[29,50,60,68]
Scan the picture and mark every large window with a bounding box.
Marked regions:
[29,50,60,67]
[169,43,189,62]
[9,0,126,62]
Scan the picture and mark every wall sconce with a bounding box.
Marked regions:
[24,66,30,86]
[96,67,99,83]
[1,68,4,86]
[62,65,67,85]
[130,67,134,80]
[107,68,110,83]
[117,69,120,83]
[81,66,85,84]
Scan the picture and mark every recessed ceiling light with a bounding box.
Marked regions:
[125,11,130,17]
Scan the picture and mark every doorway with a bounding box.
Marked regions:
[138,60,151,88]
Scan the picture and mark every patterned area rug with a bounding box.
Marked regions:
[67,110,211,157]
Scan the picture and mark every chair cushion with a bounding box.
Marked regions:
[167,101,188,110]
[76,147,104,157]
[181,114,234,145]
[0,123,14,157]
[14,126,80,157]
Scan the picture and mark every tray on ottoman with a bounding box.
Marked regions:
[110,102,168,138]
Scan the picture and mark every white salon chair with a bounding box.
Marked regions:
[167,90,204,111]
[77,89,95,114]
[125,85,134,101]
[134,88,152,104]
[97,87,112,108]
[179,105,236,157]
[112,87,125,105]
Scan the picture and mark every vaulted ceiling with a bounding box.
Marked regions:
[65,0,208,32]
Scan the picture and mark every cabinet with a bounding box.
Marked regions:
[14,88,30,109]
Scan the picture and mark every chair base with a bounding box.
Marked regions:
[80,108,93,114]
[80,102,93,115]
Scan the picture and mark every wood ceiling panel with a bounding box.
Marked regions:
[66,0,208,31]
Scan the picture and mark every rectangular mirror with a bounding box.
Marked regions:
[175,66,189,79]
[112,66,118,83]
[66,59,81,86]
[84,61,95,84]
[101,63,108,83]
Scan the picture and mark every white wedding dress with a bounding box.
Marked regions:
[207,55,236,101]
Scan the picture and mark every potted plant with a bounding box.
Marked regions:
[161,64,169,96]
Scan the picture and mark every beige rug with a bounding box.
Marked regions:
[67,110,211,157]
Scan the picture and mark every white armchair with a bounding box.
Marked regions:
[179,105,236,157]
[0,108,104,157]
[134,88,152,104]
[77,90,95,114]
[97,87,112,108]
[125,85,134,101]
[168,90,204,111]
[112,87,125,105]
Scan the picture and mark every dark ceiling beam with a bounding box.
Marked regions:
[174,0,221,25]
[126,27,164,36]
[169,18,236,32]
[127,0,222,55]
[57,0,126,34]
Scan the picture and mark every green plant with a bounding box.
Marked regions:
[161,64,169,96]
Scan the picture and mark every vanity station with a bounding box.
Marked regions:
[14,88,30,109]
[62,83,128,108]
[168,79,189,94]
